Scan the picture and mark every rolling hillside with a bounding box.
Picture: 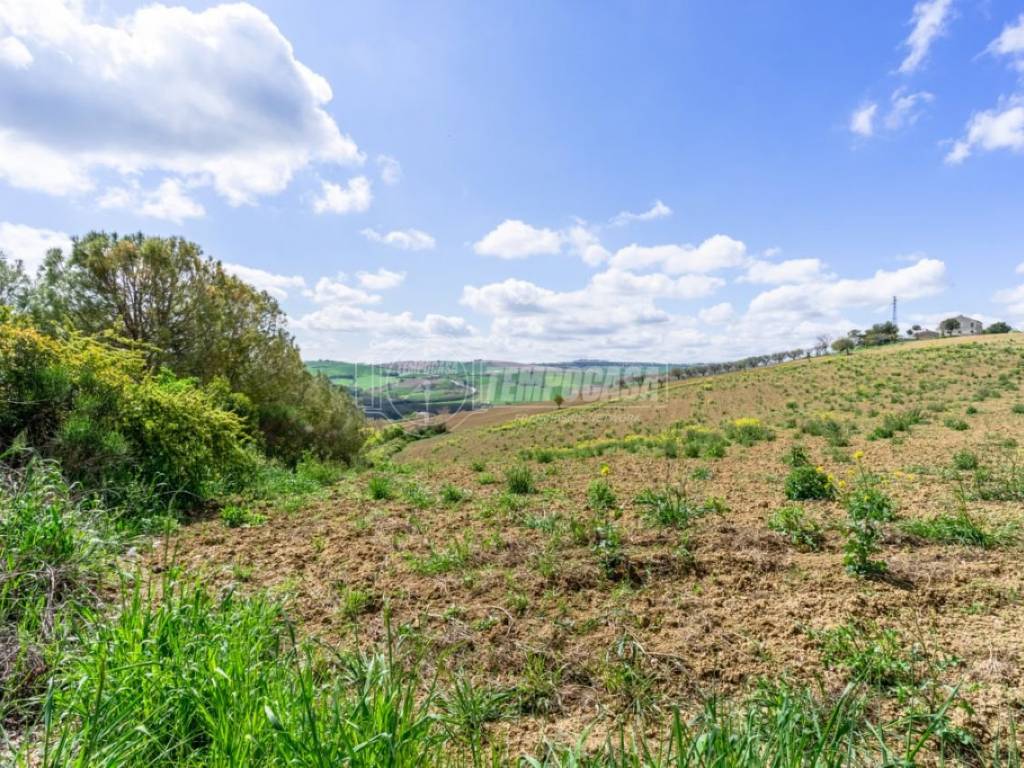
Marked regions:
[167,334,1024,759]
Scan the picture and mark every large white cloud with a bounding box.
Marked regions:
[609,235,747,275]
[0,1,361,203]
[473,219,563,259]
[899,0,954,74]
[0,221,71,273]
[740,257,827,285]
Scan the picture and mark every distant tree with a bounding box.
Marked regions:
[0,251,28,308]
[939,317,961,337]
[670,366,685,380]
[553,393,565,408]
[985,321,1012,334]
[814,335,832,356]
[832,337,856,355]
[862,321,899,347]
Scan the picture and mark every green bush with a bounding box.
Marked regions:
[0,316,257,506]
[784,466,836,501]
[952,450,978,471]
[367,474,393,500]
[725,417,775,446]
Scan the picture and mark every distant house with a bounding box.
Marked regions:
[914,329,940,340]
[944,315,984,336]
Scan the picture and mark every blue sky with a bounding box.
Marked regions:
[1,0,1023,362]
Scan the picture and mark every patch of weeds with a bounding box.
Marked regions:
[944,417,969,431]
[601,636,660,719]
[842,475,894,577]
[505,465,536,495]
[902,510,1010,548]
[438,675,512,759]
[516,651,563,715]
[635,486,719,528]
[409,536,473,575]
[587,478,617,511]
[336,584,377,620]
[869,408,925,440]
[952,449,978,471]
[1012,403,1024,415]
[801,415,851,447]
[367,474,393,500]
[816,621,920,692]
[725,417,775,446]
[469,460,486,472]
[476,472,497,486]
[440,483,467,504]
[690,465,712,481]
[784,465,836,501]
[768,505,824,550]
[220,505,265,528]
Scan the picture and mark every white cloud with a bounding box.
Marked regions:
[222,263,305,300]
[1016,262,1024,274]
[740,257,827,285]
[0,1,361,203]
[884,88,934,131]
[698,302,734,324]
[376,155,402,185]
[307,276,380,305]
[361,227,435,250]
[0,35,32,68]
[294,305,473,339]
[313,176,373,214]
[994,283,1024,316]
[747,258,946,317]
[987,13,1024,72]
[564,224,611,266]
[0,221,71,273]
[610,200,672,226]
[473,219,563,259]
[945,97,1024,164]
[899,0,954,74]
[610,235,747,275]
[99,178,205,223]
[357,268,406,290]
[850,103,878,137]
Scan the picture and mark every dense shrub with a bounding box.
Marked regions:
[1,313,257,503]
[784,465,836,501]
[25,232,364,465]
[725,417,775,446]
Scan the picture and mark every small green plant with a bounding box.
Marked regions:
[367,474,393,500]
[1012,403,1024,415]
[220,505,265,528]
[783,444,811,468]
[952,449,978,471]
[816,621,920,691]
[943,417,969,431]
[784,465,836,501]
[587,478,617,511]
[635,486,718,528]
[440,483,467,504]
[842,476,894,576]
[902,510,1007,548]
[768,505,823,550]
[505,465,536,495]
[533,448,555,464]
[469,460,486,472]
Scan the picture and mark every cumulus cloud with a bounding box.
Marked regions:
[740,257,828,285]
[610,200,672,226]
[307,275,380,305]
[313,176,373,214]
[945,97,1024,164]
[564,224,611,266]
[222,263,306,300]
[473,219,563,259]
[850,103,878,137]
[899,0,954,74]
[361,227,436,250]
[0,1,361,203]
[376,155,402,185]
[0,221,71,273]
[747,258,946,317]
[987,13,1024,72]
[357,268,406,290]
[295,305,473,339]
[99,179,205,223]
[609,235,747,275]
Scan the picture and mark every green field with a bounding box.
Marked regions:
[307,359,672,417]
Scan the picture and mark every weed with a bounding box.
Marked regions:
[220,504,265,528]
[505,465,536,495]
[367,474,393,500]
[587,478,617,511]
[784,465,836,501]
[768,505,824,550]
